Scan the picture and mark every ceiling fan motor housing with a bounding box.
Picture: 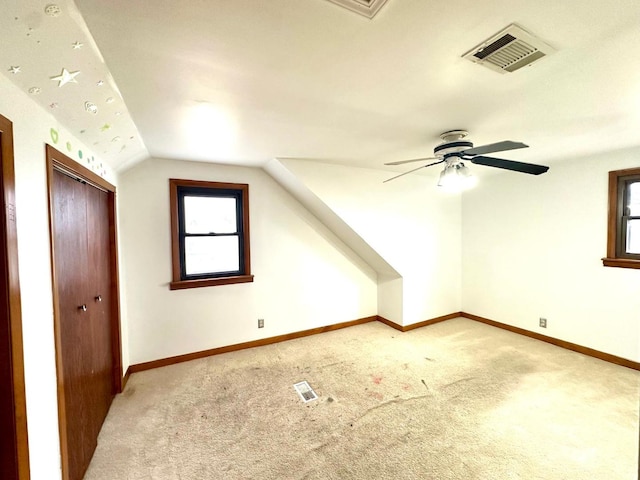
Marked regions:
[434,140,473,158]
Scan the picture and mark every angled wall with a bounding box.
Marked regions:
[118,157,377,365]
[274,159,463,326]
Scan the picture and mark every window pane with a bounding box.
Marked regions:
[626,219,640,254]
[184,196,237,234]
[628,182,640,216]
[185,236,239,275]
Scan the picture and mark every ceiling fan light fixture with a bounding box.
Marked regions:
[437,161,477,192]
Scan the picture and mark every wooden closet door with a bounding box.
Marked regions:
[52,170,93,480]
[52,170,115,480]
[85,185,114,440]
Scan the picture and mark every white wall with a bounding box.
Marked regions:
[118,157,377,365]
[0,74,115,479]
[279,159,462,326]
[462,148,640,362]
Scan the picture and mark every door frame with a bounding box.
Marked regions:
[0,115,30,479]
[46,144,123,480]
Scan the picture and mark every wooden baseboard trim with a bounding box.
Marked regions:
[461,312,640,371]
[402,312,463,331]
[129,315,378,373]
[121,367,131,390]
[376,316,403,331]
[377,312,462,332]
[125,311,639,376]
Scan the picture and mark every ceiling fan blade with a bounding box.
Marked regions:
[384,156,439,166]
[463,141,528,156]
[469,156,549,175]
[383,160,445,183]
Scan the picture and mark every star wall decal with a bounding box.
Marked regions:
[50,68,80,87]
[100,123,111,132]
[72,41,84,49]
[8,66,21,74]
[85,101,98,114]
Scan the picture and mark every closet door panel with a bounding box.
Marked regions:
[52,170,94,480]
[85,185,114,441]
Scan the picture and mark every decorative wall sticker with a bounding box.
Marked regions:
[50,68,80,87]
[49,102,59,109]
[78,150,83,159]
[80,129,86,134]
[8,66,21,74]
[28,87,41,95]
[96,80,104,86]
[115,111,122,116]
[50,128,59,144]
[66,141,72,152]
[44,4,62,17]
[84,101,98,114]
[100,123,111,132]
[72,41,83,49]
[106,97,114,104]
[111,136,121,142]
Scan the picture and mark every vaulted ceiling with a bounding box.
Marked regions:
[2,0,640,174]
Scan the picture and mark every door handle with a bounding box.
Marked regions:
[79,304,87,312]
[95,295,102,302]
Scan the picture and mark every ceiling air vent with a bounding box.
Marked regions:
[324,0,389,19]
[462,24,556,73]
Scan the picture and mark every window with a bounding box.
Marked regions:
[170,179,253,289]
[603,167,640,269]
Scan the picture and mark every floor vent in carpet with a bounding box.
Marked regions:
[294,381,318,403]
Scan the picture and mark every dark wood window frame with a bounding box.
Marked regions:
[169,179,253,290]
[603,166,640,269]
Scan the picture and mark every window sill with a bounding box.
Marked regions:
[170,274,254,290]
[602,258,640,270]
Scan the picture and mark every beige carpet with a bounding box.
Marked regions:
[84,318,639,479]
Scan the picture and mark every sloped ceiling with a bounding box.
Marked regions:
[3,0,640,174]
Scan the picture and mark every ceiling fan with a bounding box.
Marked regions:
[383,130,549,187]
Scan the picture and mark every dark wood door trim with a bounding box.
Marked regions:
[45,145,123,480]
[0,114,30,479]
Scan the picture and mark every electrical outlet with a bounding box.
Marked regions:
[539,317,547,328]
[258,318,264,328]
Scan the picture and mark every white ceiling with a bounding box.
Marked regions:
[3,0,640,174]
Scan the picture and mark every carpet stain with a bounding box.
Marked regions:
[372,375,383,385]
[368,391,384,400]
[123,387,136,398]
